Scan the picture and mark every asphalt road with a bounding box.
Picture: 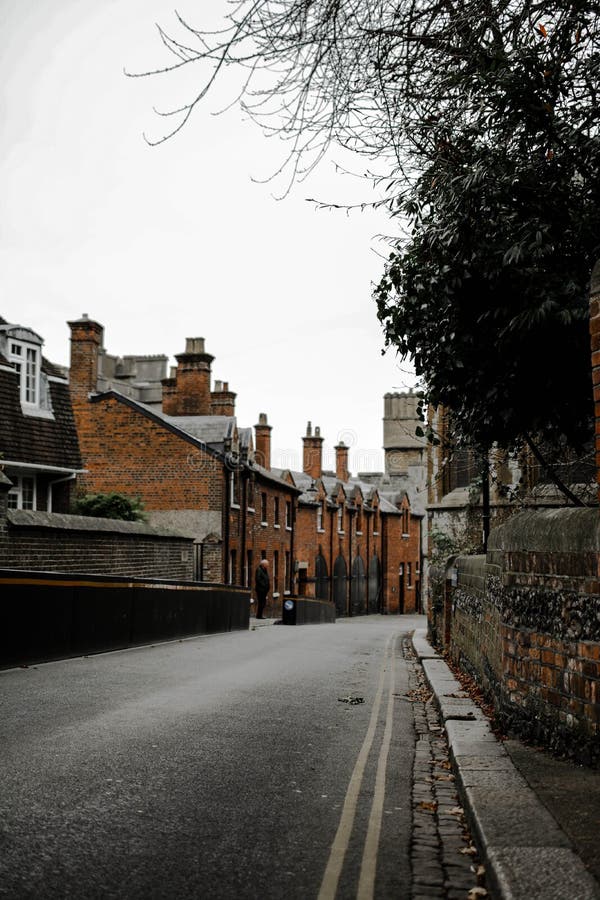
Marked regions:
[0,615,425,899]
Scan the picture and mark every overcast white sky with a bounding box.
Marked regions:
[1,0,417,474]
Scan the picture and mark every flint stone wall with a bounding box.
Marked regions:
[432,508,600,766]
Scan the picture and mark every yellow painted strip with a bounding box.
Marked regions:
[357,637,397,900]
[317,634,393,900]
[0,577,247,593]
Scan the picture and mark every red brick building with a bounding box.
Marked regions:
[68,316,300,612]
[274,423,422,615]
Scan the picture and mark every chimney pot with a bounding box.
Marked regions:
[185,337,205,354]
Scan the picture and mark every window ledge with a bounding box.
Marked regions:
[274,524,280,530]
[260,521,268,527]
[373,531,380,536]
[247,507,255,513]
[284,590,291,596]
[272,592,280,599]
[402,533,410,538]
[22,406,55,420]
[285,526,292,531]
[356,530,363,536]
[230,502,240,510]
[317,528,325,534]
[337,530,345,536]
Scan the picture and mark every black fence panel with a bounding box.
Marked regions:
[0,570,250,668]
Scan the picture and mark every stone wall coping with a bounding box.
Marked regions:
[487,508,600,554]
[7,510,192,541]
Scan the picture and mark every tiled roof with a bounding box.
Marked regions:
[159,414,235,446]
[0,369,82,470]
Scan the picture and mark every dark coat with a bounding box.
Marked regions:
[255,564,270,597]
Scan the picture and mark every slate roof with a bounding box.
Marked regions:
[271,467,401,513]
[159,414,235,447]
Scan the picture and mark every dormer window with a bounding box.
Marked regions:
[1,326,54,418]
[9,340,40,406]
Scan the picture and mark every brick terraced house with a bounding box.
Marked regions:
[0,317,83,512]
[68,316,301,613]
[273,423,423,616]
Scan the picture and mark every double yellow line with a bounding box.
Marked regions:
[318,634,398,900]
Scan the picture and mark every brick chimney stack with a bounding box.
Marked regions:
[303,421,323,479]
[161,365,178,415]
[210,380,236,417]
[335,441,350,483]
[161,337,214,416]
[255,412,272,470]
[68,314,104,403]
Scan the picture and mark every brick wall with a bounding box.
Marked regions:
[432,509,600,765]
[0,509,195,581]
[226,472,296,617]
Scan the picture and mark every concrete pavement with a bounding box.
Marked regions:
[412,628,600,900]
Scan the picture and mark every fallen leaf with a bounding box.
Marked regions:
[449,806,464,816]
[433,773,455,781]
[468,889,488,899]
[417,800,438,812]
[459,845,477,856]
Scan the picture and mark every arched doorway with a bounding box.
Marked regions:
[368,555,381,614]
[333,555,348,617]
[351,556,366,616]
[315,554,329,601]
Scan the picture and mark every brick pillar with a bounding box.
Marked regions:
[303,422,323,479]
[591,260,600,504]
[168,338,214,416]
[68,315,104,402]
[210,380,236,416]
[335,441,350,482]
[255,412,272,470]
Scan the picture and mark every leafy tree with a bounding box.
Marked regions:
[73,493,146,522]
[375,2,600,465]
[132,0,600,475]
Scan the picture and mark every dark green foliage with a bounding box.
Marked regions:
[74,492,146,522]
[375,1,600,452]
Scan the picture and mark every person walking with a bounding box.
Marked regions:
[254,558,270,619]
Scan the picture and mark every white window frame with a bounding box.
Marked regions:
[7,474,37,511]
[8,339,41,408]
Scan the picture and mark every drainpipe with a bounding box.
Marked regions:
[290,493,296,595]
[47,472,77,513]
[347,507,353,617]
[241,469,248,588]
[329,506,334,604]
[223,466,230,584]
[381,514,387,615]
[366,510,371,614]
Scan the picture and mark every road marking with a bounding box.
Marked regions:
[357,638,397,899]
[317,634,394,900]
